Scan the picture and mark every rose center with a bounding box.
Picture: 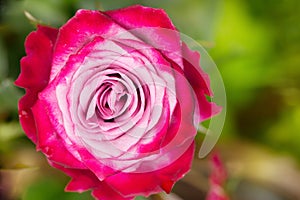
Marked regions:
[96,75,128,121]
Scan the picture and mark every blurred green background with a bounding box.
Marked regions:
[0,0,300,199]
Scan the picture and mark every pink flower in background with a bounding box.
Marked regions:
[15,5,220,200]
[206,153,230,200]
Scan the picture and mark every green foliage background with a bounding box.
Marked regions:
[0,0,299,199]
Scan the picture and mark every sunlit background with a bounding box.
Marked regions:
[0,0,300,199]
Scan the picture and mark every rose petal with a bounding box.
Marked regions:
[32,100,86,168]
[50,161,128,199]
[15,25,58,144]
[182,42,222,121]
[76,147,118,180]
[138,94,170,153]
[37,25,59,45]
[92,183,132,200]
[15,26,56,90]
[50,9,139,81]
[106,5,183,68]
[17,91,38,143]
[106,5,176,30]
[48,161,100,193]
[105,142,195,197]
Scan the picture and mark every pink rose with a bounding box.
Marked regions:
[15,5,220,200]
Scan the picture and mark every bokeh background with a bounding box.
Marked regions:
[0,0,300,199]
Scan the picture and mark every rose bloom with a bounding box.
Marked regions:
[15,5,220,200]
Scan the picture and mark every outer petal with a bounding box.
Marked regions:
[15,26,57,90]
[92,184,132,200]
[48,161,99,192]
[157,142,195,192]
[15,26,58,143]
[105,142,195,197]
[31,100,86,168]
[105,5,183,68]
[182,43,222,121]
[49,161,131,200]
[50,9,137,81]
[37,25,59,45]
[17,90,38,143]
[105,5,176,30]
